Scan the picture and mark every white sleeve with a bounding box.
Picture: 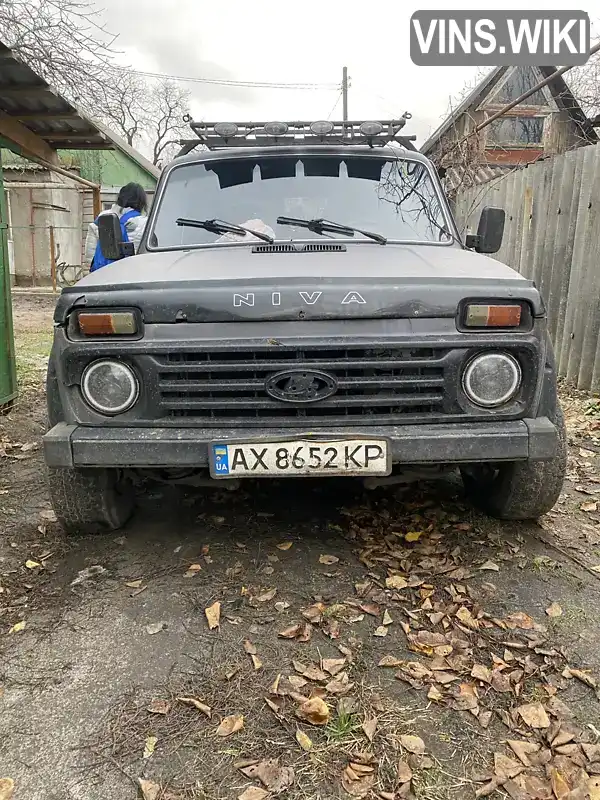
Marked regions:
[84,222,98,267]
[126,216,147,253]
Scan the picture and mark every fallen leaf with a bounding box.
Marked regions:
[296,697,330,726]
[516,702,550,729]
[178,697,212,717]
[456,607,479,630]
[386,575,408,590]
[589,777,600,800]
[0,779,14,800]
[255,759,294,793]
[256,588,277,602]
[550,768,570,799]
[40,509,57,522]
[251,654,263,670]
[383,610,393,626]
[362,717,377,742]
[143,735,157,759]
[147,699,171,715]
[405,531,423,542]
[507,740,541,767]
[323,658,347,676]
[397,759,413,784]
[302,602,326,623]
[545,602,563,618]
[580,501,598,512]
[400,734,425,755]
[319,554,340,565]
[8,621,25,634]
[205,601,221,630]
[125,580,143,589]
[275,601,290,612]
[359,602,381,616]
[504,612,535,630]
[475,779,502,798]
[138,779,160,800]
[452,682,479,711]
[25,559,40,569]
[379,655,404,668]
[145,622,166,635]
[216,714,244,736]
[342,766,376,798]
[243,640,257,655]
[238,789,268,800]
[479,560,500,572]
[296,729,313,751]
[428,685,444,702]
[184,563,202,577]
[494,753,523,781]
[471,664,492,684]
[288,675,308,690]
[326,672,354,694]
[374,626,388,637]
[562,667,597,688]
[277,541,293,551]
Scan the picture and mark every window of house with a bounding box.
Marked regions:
[487,116,544,146]
[492,67,549,106]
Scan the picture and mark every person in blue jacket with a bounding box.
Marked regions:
[84,183,149,272]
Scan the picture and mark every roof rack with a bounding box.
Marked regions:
[177,116,416,156]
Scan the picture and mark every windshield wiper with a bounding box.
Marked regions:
[176,217,274,244]
[276,216,387,245]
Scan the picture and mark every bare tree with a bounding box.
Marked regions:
[0,0,116,105]
[145,80,190,167]
[568,47,600,121]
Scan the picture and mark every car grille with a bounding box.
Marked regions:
[153,346,455,427]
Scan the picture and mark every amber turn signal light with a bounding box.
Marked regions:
[78,312,137,336]
[465,304,522,328]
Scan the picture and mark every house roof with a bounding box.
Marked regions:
[0,42,113,151]
[91,118,160,180]
[421,65,597,155]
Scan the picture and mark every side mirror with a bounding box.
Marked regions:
[98,212,123,261]
[465,207,505,254]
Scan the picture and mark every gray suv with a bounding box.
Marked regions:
[43,120,566,534]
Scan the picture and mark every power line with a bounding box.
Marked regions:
[327,90,343,120]
[113,64,339,91]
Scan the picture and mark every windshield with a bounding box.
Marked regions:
[148,155,453,249]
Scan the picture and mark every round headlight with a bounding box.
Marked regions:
[310,120,335,135]
[359,121,384,137]
[82,360,139,415]
[264,121,289,136]
[214,122,238,138]
[462,353,521,408]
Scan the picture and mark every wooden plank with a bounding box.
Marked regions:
[16,112,79,121]
[0,110,58,163]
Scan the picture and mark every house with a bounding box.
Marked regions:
[2,120,159,286]
[421,65,597,192]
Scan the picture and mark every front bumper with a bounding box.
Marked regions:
[43,418,558,470]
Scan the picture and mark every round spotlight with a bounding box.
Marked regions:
[310,120,335,135]
[462,352,521,408]
[214,122,239,137]
[264,121,289,136]
[82,360,139,415]
[359,121,384,137]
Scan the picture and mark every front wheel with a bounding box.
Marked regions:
[48,466,134,535]
[461,408,567,521]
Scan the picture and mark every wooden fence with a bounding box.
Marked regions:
[453,144,600,392]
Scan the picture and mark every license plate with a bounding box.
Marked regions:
[210,439,390,478]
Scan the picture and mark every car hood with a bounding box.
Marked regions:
[55,243,543,323]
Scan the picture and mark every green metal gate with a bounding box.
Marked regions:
[0,151,17,406]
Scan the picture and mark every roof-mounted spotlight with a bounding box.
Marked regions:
[359,121,384,137]
[264,121,289,136]
[214,122,239,137]
[310,120,335,135]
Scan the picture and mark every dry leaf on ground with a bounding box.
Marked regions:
[143,736,157,759]
[405,531,423,542]
[400,734,425,755]
[184,563,202,577]
[8,621,25,634]
[479,560,500,572]
[341,765,376,798]
[386,575,408,590]
[397,760,413,784]
[546,602,563,618]
[255,759,295,793]
[145,622,165,635]
[581,501,598,512]
[383,610,393,626]
[25,559,40,569]
[562,667,597,688]
[379,655,404,667]
[138,779,160,800]
[238,789,269,800]
[296,697,330,726]
[147,699,171,715]
[277,541,293,550]
[374,626,388,637]
[494,753,523,781]
[216,714,244,736]
[0,779,14,800]
[323,658,347,676]
[362,717,377,742]
[178,697,212,717]
[125,580,143,589]
[296,729,313,751]
[504,611,536,630]
[319,554,340,564]
[205,601,221,630]
[550,769,570,798]
[516,702,550,729]
[256,588,277,602]
[507,740,540,766]
[278,622,313,642]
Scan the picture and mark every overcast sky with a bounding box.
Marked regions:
[97,0,599,147]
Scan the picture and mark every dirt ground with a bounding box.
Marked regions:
[2,294,600,800]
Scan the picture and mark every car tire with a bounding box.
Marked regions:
[48,466,134,535]
[461,407,567,521]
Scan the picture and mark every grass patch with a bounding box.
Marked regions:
[14,329,52,397]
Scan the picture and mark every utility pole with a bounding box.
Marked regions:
[342,66,348,122]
